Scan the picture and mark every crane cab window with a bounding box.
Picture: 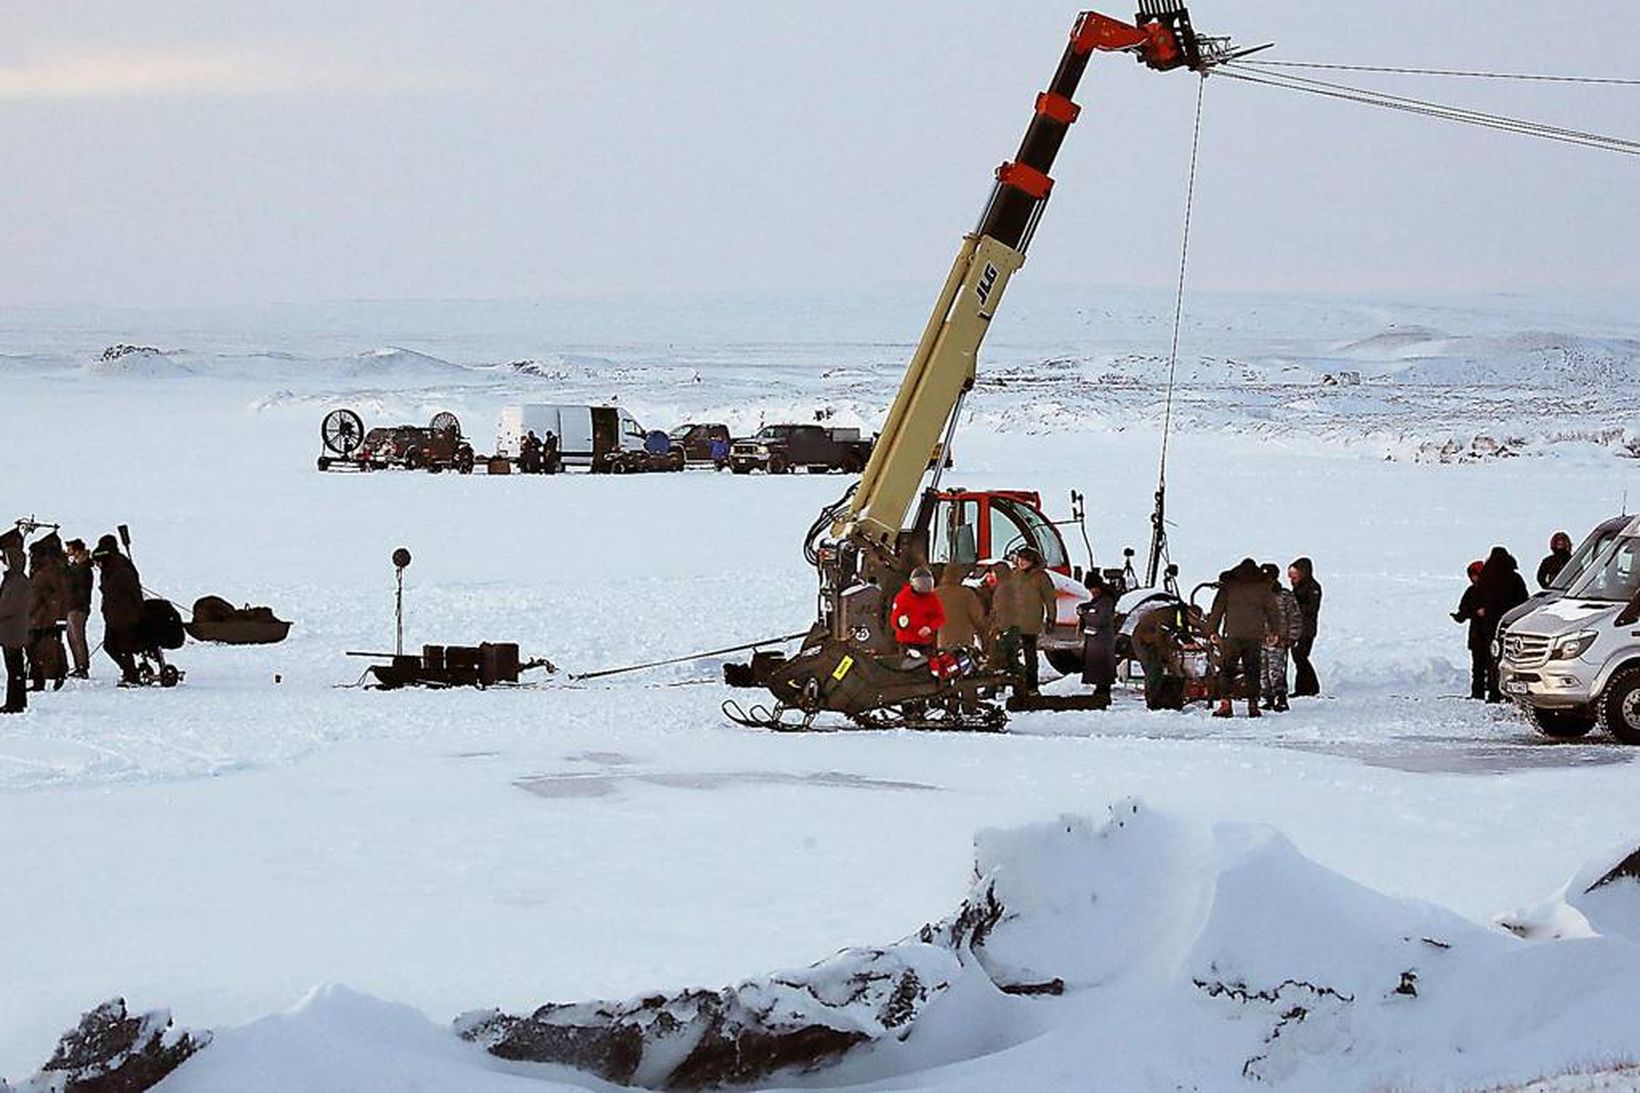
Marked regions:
[929,499,981,565]
[990,497,1068,568]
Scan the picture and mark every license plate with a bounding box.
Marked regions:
[1504,680,1529,696]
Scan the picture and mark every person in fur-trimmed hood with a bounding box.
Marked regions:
[1206,557,1280,718]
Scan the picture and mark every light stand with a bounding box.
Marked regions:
[392,547,412,656]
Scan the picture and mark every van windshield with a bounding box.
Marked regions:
[1570,535,1640,602]
[1552,525,1623,591]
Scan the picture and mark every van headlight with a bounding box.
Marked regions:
[1549,631,1598,660]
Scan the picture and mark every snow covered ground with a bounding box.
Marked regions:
[1,290,1638,1089]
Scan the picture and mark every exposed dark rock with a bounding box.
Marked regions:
[457,946,952,1088]
[1586,847,1640,893]
[6,998,208,1093]
[98,345,162,363]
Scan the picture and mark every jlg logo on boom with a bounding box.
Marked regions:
[975,263,999,307]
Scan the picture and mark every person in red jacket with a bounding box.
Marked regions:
[891,566,946,658]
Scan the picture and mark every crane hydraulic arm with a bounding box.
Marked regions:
[834,5,1213,557]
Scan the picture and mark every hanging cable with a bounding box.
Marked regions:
[1216,65,1640,156]
[1235,59,1640,87]
[1225,65,1640,149]
[1146,73,1206,589]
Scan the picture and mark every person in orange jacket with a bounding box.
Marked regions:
[890,566,946,658]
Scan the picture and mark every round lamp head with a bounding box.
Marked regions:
[392,547,412,569]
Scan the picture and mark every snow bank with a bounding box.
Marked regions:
[6,804,1640,1090]
[448,801,1640,1090]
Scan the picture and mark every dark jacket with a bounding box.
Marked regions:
[1537,549,1572,590]
[1478,547,1529,622]
[1132,604,1185,673]
[1206,559,1280,644]
[1291,557,1322,642]
[98,554,145,632]
[66,558,94,614]
[1454,585,1491,651]
[1078,592,1117,686]
[0,567,30,649]
[27,544,68,629]
[992,566,1057,637]
[935,566,987,649]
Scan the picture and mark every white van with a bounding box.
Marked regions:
[497,405,649,470]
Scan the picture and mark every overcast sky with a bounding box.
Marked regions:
[2,1,1635,308]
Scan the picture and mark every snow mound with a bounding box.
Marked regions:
[451,800,1640,1090]
[13,805,1640,1090]
[84,344,192,378]
[343,347,467,378]
[1335,327,1640,387]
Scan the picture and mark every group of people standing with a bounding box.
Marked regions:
[0,528,146,713]
[889,547,1059,695]
[885,549,1324,715]
[1199,557,1323,717]
[1451,537,1557,703]
[516,430,561,475]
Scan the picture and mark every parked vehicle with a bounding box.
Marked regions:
[1497,514,1631,637]
[669,423,732,464]
[729,424,874,475]
[606,430,687,474]
[318,410,474,473]
[497,405,651,472]
[1499,515,1640,742]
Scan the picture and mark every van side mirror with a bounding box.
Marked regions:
[1618,590,1640,628]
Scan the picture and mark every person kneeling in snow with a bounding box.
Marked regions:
[891,566,945,660]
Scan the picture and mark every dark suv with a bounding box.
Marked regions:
[668,423,732,463]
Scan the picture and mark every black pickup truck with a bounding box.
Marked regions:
[729,424,875,475]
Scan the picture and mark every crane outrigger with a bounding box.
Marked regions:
[726,5,1243,732]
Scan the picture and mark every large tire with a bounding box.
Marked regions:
[668,451,685,472]
[843,454,865,475]
[1529,705,1596,740]
[768,455,789,475]
[1044,649,1082,677]
[1599,667,1640,744]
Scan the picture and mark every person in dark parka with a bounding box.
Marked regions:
[1206,558,1281,718]
[25,534,69,691]
[1537,531,1573,590]
[91,534,144,685]
[63,538,94,678]
[1451,559,1490,700]
[0,532,30,713]
[1477,545,1530,703]
[1077,573,1117,709]
[934,563,987,651]
[1288,557,1324,697]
